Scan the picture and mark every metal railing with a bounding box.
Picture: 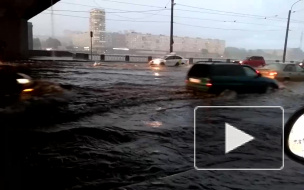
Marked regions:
[129,56,151,62]
[105,55,125,62]
[70,52,303,64]
[29,50,302,63]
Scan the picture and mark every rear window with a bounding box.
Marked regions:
[211,65,245,76]
[187,64,211,78]
[251,56,264,60]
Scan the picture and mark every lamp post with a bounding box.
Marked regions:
[283,0,303,63]
[50,0,55,58]
[90,31,93,60]
[170,0,175,53]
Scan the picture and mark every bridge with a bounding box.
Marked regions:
[0,0,60,60]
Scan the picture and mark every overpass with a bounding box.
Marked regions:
[0,0,60,60]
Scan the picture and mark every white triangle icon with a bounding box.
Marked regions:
[225,123,255,154]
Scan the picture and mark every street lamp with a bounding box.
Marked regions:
[283,0,303,63]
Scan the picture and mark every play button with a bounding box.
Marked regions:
[194,106,284,170]
[225,123,255,154]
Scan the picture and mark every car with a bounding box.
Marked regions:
[240,56,266,68]
[258,63,304,81]
[0,65,35,102]
[232,60,242,64]
[186,62,279,94]
[149,54,189,66]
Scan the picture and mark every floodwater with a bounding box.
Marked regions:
[2,61,304,190]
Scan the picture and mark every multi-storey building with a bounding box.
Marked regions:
[105,32,127,48]
[90,9,106,51]
[123,32,225,55]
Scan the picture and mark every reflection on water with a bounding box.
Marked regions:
[289,115,304,157]
[151,66,160,71]
[93,62,102,67]
[143,121,163,128]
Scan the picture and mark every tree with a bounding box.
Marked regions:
[45,38,62,49]
[33,38,41,50]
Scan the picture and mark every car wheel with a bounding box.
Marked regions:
[217,89,236,96]
[283,77,290,82]
[160,62,165,66]
[264,84,277,94]
[175,62,180,66]
[214,89,224,96]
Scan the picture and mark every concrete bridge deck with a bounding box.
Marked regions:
[0,0,60,60]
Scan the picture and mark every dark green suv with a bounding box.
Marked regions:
[186,62,279,94]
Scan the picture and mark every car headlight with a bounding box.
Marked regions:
[189,78,201,83]
[17,79,30,84]
[154,60,160,65]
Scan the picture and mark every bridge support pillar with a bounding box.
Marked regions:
[0,18,29,61]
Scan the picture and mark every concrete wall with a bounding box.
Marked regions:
[28,22,33,50]
[29,50,74,57]
[0,18,28,60]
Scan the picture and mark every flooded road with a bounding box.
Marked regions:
[3,61,304,190]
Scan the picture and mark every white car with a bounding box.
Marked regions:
[149,55,189,66]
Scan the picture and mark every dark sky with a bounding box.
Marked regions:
[29,0,304,49]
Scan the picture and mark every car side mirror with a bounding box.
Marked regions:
[285,107,304,165]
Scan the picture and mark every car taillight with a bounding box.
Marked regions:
[206,83,212,87]
[269,71,277,76]
[206,79,212,87]
[256,70,260,74]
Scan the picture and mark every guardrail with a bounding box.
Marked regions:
[29,51,301,64]
[75,54,154,63]
[75,54,299,64]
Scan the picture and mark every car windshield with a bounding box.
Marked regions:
[2,0,304,190]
